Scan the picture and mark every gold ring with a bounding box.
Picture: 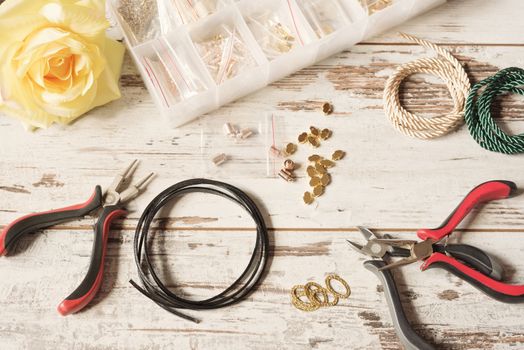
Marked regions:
[325,274,351,299]
[291,285,320,312]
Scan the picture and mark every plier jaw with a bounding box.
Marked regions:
[0,159,155,315]
[347,226,415,261]
[350,180,524,304]
[104,159,155,207]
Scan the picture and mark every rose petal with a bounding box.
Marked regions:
[41,2,109,40]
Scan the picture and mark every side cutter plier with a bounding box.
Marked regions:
[349,180,524,303]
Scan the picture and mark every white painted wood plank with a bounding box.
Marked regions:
[1,230,523,349]
[367,0,524,45]
[1,45,522,230]
[0,1,523,348]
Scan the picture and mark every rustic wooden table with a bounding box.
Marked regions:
[1,0,524,349]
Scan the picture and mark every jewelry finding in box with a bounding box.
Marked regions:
[166,0,221,25]
[142,55,181,108]
[117,0,159,43]
[360,0,393,14]
[251,16,297,58]
[195,27,256,84]
[297,0,350,37]
[291,274,351,312]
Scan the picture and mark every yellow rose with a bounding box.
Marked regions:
[0,0,125,128]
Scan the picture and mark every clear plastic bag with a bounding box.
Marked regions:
[114,0,161,44]
[140,47,181,108]
[359,0,394,14]
[296,0,351,37]
[243,1,310,60]
[193,24,258,84]
[137,39,210,108]
[198,114,270,178]
[158,0,230,31]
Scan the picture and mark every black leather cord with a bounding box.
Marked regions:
[130,179,270,323]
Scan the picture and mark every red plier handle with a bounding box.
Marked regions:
[0,186,127,315]
[418,180,524,302]
[417,180,517,241]
[0,186,103,256]
[58,205,127,315]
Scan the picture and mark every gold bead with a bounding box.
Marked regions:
[308,136,320,148]
[308,154,322,163]
[320,159,336,168]
[306,165,317,178]
[309,177,321,187]
[285,143,297,155]
[284,159,296,171]
[312,185,324,197]
[320,128,332,140]
[303,191,314,205]
[309,126,320,137]
[298,132,308,143]
[315,162,326,174]
[320,173,331,186]
[322,102,333,115]
[332,150,346,161]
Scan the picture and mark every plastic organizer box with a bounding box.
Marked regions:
[110,0,445,127]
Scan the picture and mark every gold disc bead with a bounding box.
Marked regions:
[315,163,326,174]
[309,126,320,137]
[322,102,333,115]
[303,191,314,204]
[313,185,324,197]
[308,135,320,148]
[298,132,308,144]
[306,165,317,178]
[320,128,332,140]
[320,173,331,186]
[320,159,336,168]
[309,177,321,187]
[332,150,346,161]
[285,143,297,155]
[308,154,322,163]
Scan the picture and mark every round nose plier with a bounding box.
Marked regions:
[0,160,154,316]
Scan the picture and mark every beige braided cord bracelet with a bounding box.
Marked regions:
[383,33,471,139]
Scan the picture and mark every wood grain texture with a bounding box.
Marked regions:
[1,0,524,349]
[1,230,523,350]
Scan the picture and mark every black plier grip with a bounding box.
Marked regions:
[0,186,103,256]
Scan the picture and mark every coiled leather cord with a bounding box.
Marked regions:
[465,67,524,154]
[130,179,270,323]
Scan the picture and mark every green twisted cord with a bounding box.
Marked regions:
[464,67,524,154]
